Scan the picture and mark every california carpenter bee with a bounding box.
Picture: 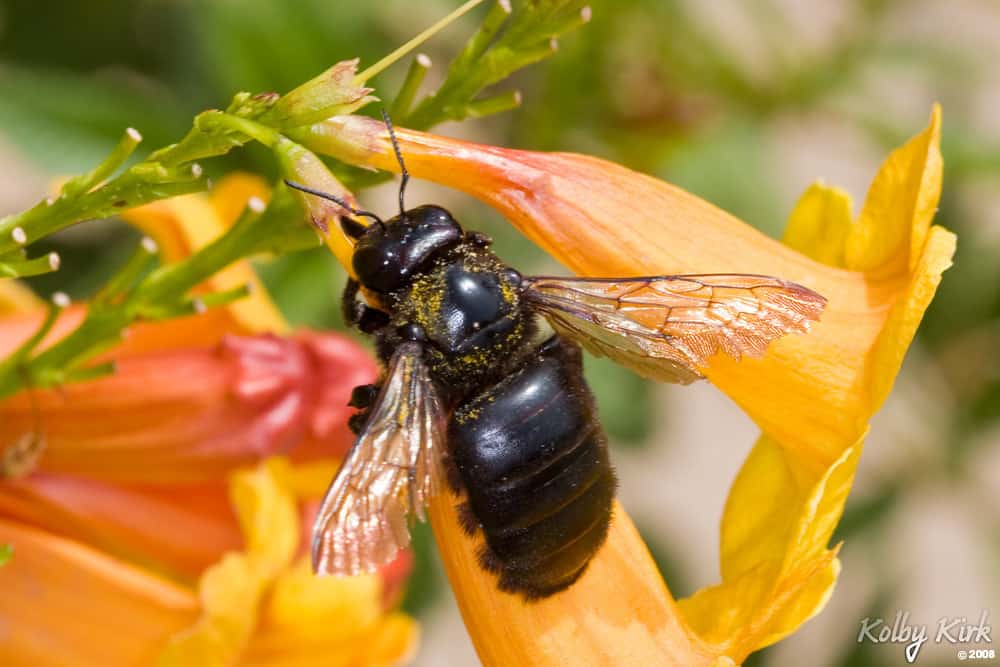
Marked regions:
[287,113,826,600]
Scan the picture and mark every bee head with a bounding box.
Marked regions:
[347,205,464,294]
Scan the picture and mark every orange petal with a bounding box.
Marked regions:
[0,332,372,483]
[0,473,240,580]
[429,496,715,666]
[0,518,198,665]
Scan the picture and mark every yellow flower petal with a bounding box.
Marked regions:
[246,568,418,667]
[679,438,860,659]
[264,558,383,643]
[209,173,271,231]
[157,459,298,666]
[678,107,954,661]
[229,458,300,578]
[285,459,341,500]
[0,279,44,315]
[156,456,415,666]
[782,183,853,268]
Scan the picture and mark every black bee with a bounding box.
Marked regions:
[287,114,825,601]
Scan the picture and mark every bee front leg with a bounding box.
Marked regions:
[341,278,390,334]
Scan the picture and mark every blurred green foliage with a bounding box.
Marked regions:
[1,1,997,665]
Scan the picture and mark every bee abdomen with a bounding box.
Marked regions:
[449,336,617,600]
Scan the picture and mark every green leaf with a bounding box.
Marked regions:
[0,544,12,567]
[400,520,445,617]
[0,66,185,173]
[633,517,689,596]
[584,355,653,446]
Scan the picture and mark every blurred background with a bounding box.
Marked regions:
[1,0,997,664]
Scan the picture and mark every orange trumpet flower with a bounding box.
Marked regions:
[292,105,954,665]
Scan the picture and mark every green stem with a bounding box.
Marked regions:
[447,0,512,77]
[391,54,433,120]
[62,127,144,198]
[93,238,158,305]
[354,0,487,83]
[0,252,60,279]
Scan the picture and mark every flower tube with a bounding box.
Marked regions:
[294,106,954,665]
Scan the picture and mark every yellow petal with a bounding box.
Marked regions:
[245,564,418,667]
[284,459,341,500]
[229,458,300,578]
[679,437,861,660]
[157,458,299,666]
[680,548,840,660]
[0,279,44,315]
[847,106,942,273]
[683,106,954,660]
[209,173,271,230]
[782,183,853,268]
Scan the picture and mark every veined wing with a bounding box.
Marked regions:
[312,341,446,575]
[523,273,826,384]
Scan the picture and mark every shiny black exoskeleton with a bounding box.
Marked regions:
[342,206,616,600]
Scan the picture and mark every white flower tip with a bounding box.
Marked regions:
[141,236,159,254]
[190,163,204,178]
[416,53,432,68]
[549,38,559,52]
[192,298,208,314]
[44,196,55,206]
[581,6,592,22]
[513,90,523,105]
[498,0,512,13]
[47,253,60,270]
[126,127,143,143]
[52,292,70,308]
[11,227,27,245]
[248,196,266,213]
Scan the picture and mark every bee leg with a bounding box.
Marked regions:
[341,278,390,334]
[347,383,381,435]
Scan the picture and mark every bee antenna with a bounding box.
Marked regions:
[283,180,385,230]
[381,108,409,219]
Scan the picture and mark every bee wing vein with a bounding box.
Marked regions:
[524,273,825,384]
[311,342,444,576]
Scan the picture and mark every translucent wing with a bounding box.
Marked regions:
[523,273,826,385]
[312,341,445,576]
